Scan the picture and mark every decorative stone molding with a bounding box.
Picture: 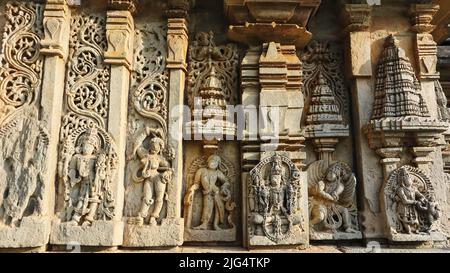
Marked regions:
[104,10,134,70]
[341,4,372,34]
[224,0,320,47]
[41,0,70,59]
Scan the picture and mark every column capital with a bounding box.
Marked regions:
[108,0,138,13]
[166,18,188,71]
[104,10,134,70]
[341,4,372,34]
[41,0,71,59]
[166,0,190,19]
[410,4,439,34]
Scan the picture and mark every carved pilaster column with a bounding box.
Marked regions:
[0,0,67,249]
[104,2,135,235]
[165,0,189,244]
[375,147,402,238]
[410,4,440,117]
[39,0,71,247]
[341,4,382,238]
[225,0,319,248]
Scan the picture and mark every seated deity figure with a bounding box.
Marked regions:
[185,155,231,230]
[128,126,173,226]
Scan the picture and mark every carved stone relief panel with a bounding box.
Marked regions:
[0,1,52,248]
[384,165,444,241]
[51,12,122,246]
[247,154,308,247]
[123,22,182,247]
[307,161,361,239]
[184,153,237,241]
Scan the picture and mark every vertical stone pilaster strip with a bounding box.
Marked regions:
[166,5,188,221]
[40,0,71,242]
[104,4,134,229]
[341,4,384,238]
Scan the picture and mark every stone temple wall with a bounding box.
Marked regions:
[0,0,449,251]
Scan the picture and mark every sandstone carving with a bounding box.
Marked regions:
[248,154,307,246]
[184,154,236,241]
[56,13,116,226]
[0,0,450,252]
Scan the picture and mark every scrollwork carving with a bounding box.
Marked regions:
[57,13,117,226]
[0,1,44,124]
[124,23,172,227]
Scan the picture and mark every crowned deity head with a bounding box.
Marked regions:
[207,154,221,170]
[80,125,100,156]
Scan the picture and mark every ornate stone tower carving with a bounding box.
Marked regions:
[364,35,447,242]
[302,41,360,240]
[183,31,239,242]
[225,0,320,248]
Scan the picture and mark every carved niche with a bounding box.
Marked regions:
[301,40,349,126]
[0,1,48,227]
[385,166,441,238]
[307,161,360,239]
[124,23,174,228]
[186,31,239,143]
[248,154,307,246]
[57,14,118,227]
[184,154,236,241]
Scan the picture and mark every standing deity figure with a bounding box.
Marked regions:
[128,126,173,226]
[394,168,427,234]
[266,156,286,214]
[66,126,110,226]
[308,162,359,233]
[185,155,232,230]
[385,166,441,235]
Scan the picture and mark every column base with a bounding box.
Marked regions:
[388,231,447,242]
[0,216,51,248]
[50,219,124,246]
[185,227,236,242]
[310,230,363,241]
[123,218,183,247]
